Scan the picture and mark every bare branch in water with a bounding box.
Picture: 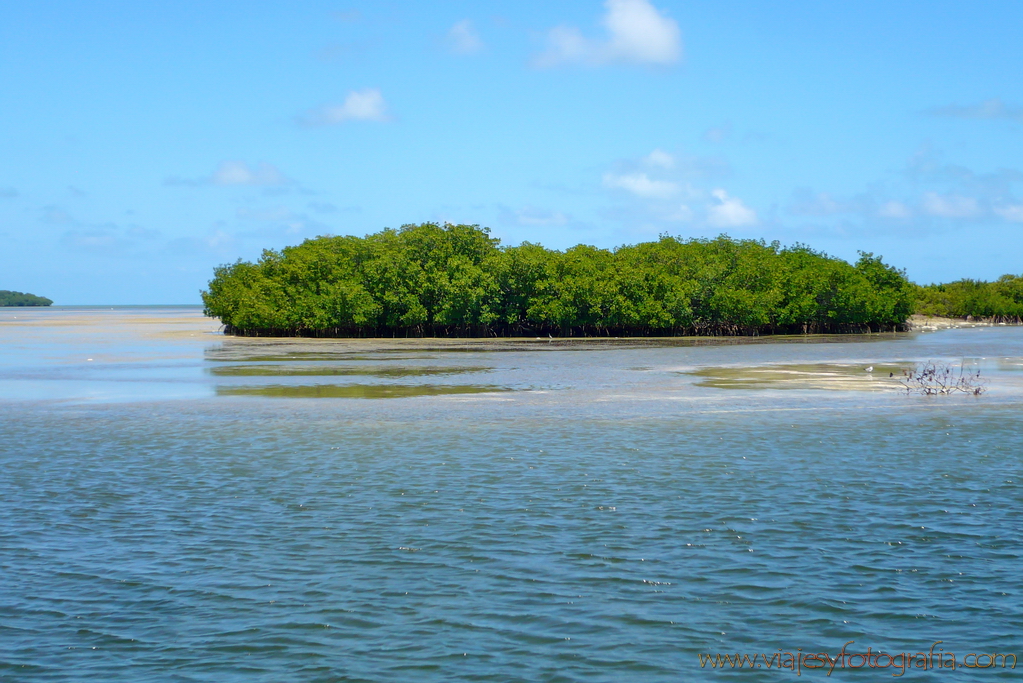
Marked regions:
[899,361,986,396]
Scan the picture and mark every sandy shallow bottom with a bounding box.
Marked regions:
[3,307,1023,403]
[686,362,916,391]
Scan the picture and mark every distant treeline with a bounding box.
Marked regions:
[915,276,1023,322]
[0,290,52,307]
[202,223,915,337]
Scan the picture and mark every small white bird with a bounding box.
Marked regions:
[865,366,873,372]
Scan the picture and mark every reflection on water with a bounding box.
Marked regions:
[216,383,515,399]
[208,364,493,378]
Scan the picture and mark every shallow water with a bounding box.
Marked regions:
[207,365,494,378]
[2,308,1022,681]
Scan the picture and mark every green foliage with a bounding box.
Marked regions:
[201,223,916,337]
[915,275,1023,321]
[0,290,53,306]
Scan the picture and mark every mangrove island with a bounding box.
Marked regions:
[202,222,926,337]
[0,290,53,307]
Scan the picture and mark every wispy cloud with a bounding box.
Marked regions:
[500,205,570,226]
[921,192,982,219]
[787,189,916,221]
[42,206,75,224]
[314,41,372,63]
[602,148,726,199]
[308,202,338,214]
[447,20,483,55]
[601,148,749,229]
[603,172,679,199]
[45,210,162,254]
[165,230,241,256]
[878,200,912,219]
[703,123,732,143]
[787,190,850,217]
[644,148,675,169]
[994,205,1023,222]
[236,206,295,222]
[231,204,333,239]
[929,98,1023,124]
[62,228,127,252]
[777,147,1023,241]
[533,0,682,68]
[61,225,159,253]
[905,146,1023,200]
[165,161,291,188]
[212,161,289,187]
[299,89,390,126]
[660,204,694,222]
[331,9,361,23]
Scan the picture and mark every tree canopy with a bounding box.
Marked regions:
[202,223,915,337]
[914,276,1023,321]
[0,290,53,306]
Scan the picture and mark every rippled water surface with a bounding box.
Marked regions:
[2,308,1022,681]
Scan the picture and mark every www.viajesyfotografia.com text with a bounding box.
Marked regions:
[698,641,1016,676]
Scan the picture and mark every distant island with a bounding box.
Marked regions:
[202,223,925,338]
[0,290,53,307]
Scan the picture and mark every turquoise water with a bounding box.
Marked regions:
[1,309,1021,681]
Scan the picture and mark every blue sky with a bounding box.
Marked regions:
[1,0,1022,304]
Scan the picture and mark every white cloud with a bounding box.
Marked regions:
[603,172,679,199]
[878,200,912,219]
[921,192,981,218]
[534,0,682,67]
[236,206,294,221]
[600,149,740,229]
[995,204,1023,222]
[663,204,694,222]
[447,19,483,54]
[212,161,289,187]
[644,148,675,169]
[300,89,389,126]
[707,189,757,227]
[509,206,570,226]
[62,228,123,251]
[703,124,732,143]
[603,0,681,64]
[788,191,845,216]
[205,230,237,250]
